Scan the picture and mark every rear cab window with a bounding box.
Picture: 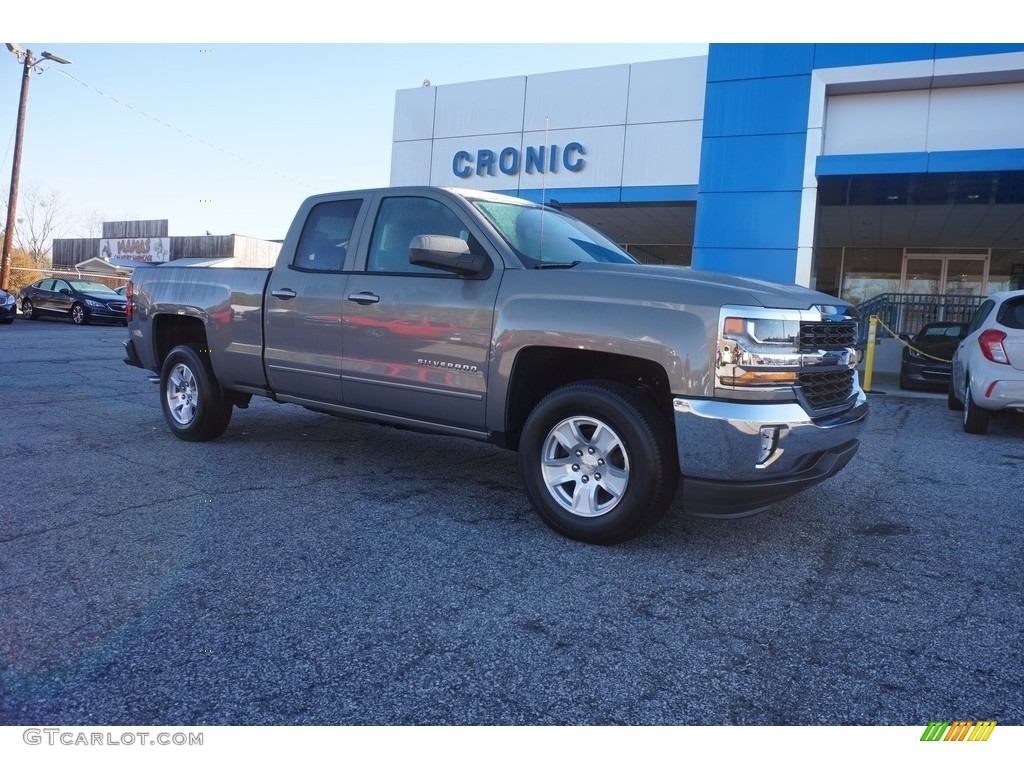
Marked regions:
[292,199,363,272]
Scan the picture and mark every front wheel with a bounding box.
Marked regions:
[22,299,36,320]
[71,303,89,325]
[159,344,233,441]
[518,381,678,545]
[962,381,990,435]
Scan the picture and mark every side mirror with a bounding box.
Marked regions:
[60,288,72,295]
[409,235,491,278]
[898,333,911,342]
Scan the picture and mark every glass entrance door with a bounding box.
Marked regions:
[902,255,988,296]
[943,258,987,297]
[900,254,988,332]
[903,257,944,296]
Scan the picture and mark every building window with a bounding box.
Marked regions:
[838,248,903,305]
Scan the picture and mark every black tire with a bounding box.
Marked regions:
[159,344,233,441]
[518,380,678,545]
[947,380,963,411]
[22,299,37,320]
[899,368,912,390]
[71,303,89,325]
[962,381,990,435]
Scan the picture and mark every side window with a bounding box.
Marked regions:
[965,299,995,336]
[52,280,70,294]
[293,199,361,271]
[367,197,479,274]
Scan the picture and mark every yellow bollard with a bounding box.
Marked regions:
[863,314,878,392]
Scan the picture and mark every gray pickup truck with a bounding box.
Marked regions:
[124,186,867,544]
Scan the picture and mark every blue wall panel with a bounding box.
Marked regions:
[516,187,622,205]
[927,149,1024,173]
[817,152,929,176]
[691,247,798,284]
[811,43,936,70]
[693,191,802,250]
[620,185,698,203]
[817,150,1024,177]
[706,43,815,82]
[934,43,1024,59]
[701,134,806,192]
[703,77,812,137]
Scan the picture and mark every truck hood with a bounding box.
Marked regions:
[568,262,854,313]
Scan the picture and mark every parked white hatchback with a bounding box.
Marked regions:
[949,290,1024,433]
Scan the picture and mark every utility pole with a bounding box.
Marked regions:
[0,48,32,291]
[1,45,71,291]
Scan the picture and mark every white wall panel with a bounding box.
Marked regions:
[393,88,436,142]
[520,126,626,188]
[927,83,1024,150]
[824,83,1024,156]
[627,57,707,124]
[824,90,930,155]
[622,122,701,186]
[389,141,434,186]
[524,65,629,131]
[433,77,526,138]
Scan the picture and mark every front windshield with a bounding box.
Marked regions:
[472,199,638,266]
[69,281,117,294]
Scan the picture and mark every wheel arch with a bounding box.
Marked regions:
[503,347,674,451]
[152,315,209,369]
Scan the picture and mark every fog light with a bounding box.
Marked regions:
[756,426,781,468]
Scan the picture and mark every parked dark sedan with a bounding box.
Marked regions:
[899,321,967,390]
[1,288,16,323]
[17,278,127,325]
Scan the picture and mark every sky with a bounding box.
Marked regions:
[2,2,1009,248]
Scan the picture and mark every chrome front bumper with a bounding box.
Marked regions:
[672,387,868,517]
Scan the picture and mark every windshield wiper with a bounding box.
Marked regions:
[535,261,580,270]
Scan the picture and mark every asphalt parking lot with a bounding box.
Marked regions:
[0,317,1021,726]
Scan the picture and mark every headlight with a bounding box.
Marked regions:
[85,299,105,309]
[1,294,13,306]
[718,315,801,386]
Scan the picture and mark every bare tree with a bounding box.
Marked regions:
[2,186,76,265]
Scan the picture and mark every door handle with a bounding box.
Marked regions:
[347,292,380,305]
[271,288,297,300]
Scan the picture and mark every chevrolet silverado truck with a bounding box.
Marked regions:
[123,186,867,544]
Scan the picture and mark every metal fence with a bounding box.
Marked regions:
[856,292,984,342]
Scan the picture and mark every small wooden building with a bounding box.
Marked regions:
[52,220,282,273]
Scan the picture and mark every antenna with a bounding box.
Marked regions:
[538,116,549,262]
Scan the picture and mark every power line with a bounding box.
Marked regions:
[54,69,314,191]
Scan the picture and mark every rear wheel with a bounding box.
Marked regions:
[159,344,233,441]
[962,381,990,435]
[518,380,678,545]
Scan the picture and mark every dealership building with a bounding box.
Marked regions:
[391,43,1024,327]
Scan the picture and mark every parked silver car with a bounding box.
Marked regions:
[949,290,1024,433]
